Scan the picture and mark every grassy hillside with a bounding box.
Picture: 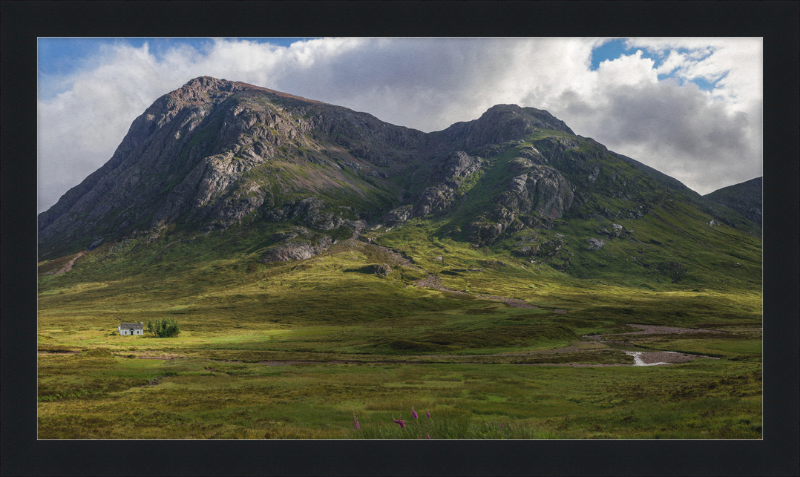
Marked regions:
[37,210,761,439]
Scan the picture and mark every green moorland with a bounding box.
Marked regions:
[37,201,762,439]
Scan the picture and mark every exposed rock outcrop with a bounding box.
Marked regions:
[434,151,482,186]
[597,223,624,238]
[414,185,456,217]
[260,233,333,263]
[496,165,574,219]
[366,263,393,276]
[586,238,606,251]
[382,205,414,224]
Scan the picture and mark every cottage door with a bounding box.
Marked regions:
[130,328,134,335]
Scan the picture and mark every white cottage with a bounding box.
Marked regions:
[119,322,144,336]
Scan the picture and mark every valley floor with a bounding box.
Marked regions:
[37,318,762,439]
[37,233,762,439]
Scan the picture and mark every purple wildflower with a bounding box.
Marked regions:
[353,411,360,430]
[426,434,431,439]
[392,415,406,428]
[412,407,418,419]
[426,410,431,419]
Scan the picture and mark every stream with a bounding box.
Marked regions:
[593,339,704,366]
[615,348,677,366]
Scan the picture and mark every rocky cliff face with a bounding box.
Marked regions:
[38,77,422,259]
[38,76,760,262]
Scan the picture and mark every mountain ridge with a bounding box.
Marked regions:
[38,77,584,257]
[38,77,761,288]
[703,177,762,225]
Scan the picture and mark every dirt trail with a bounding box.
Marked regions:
[52,251,86,275]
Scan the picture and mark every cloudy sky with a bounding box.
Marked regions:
[37,37,762,213]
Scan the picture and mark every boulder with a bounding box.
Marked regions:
[367,263,393,277]
[586,238,606,251]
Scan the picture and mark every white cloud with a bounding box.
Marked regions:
[626,37,763,111]
[596,50,658,87]
[37,37,762,212]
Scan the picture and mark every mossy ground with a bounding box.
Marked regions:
[37,210,762,439]
[37,355,761,439]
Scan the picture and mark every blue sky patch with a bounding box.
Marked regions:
[690,77,716,91]
[590,38,664,71]
[38,38,315,98]
[38,38,313,73]
[658,73,724,91]
[590,40,723,92]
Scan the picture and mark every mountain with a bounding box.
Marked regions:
[703,177,762,226]
[38,77,761,288]
[38,76,422,258]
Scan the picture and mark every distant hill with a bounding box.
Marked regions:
[703,177,762,226]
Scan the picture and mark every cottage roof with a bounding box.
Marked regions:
[120,323,144,330]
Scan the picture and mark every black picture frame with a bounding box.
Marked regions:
[3,2,797,476]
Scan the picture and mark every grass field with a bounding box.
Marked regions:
[37,216,762,439]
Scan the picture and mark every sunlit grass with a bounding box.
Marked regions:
[37,355,762,439]
[37,207,761,439]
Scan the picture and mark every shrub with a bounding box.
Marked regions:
[147,318,180,337]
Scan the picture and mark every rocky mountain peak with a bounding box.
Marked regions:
[427,103,575,157]
[158,77,325,113]
[478,104,574,136]
[37,78,761,263]
[171,76,238,100]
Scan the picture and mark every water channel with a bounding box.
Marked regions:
[587,338,698,366]
[600,341,663,366]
